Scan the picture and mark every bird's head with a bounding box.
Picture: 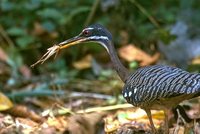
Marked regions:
[59,24,112,52]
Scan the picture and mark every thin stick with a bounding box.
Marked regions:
[76,103,133,114]
[84,0,100,26]
[130,0,160,28]
[7,89,112,100]
[0,25,15,47]
[48,104,133,116]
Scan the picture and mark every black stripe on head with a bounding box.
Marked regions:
[84,24,112,41]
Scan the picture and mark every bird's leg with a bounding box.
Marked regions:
[163,109,170,134]
[144,108,157,133]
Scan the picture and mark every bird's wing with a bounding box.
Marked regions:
[123,65,200,107]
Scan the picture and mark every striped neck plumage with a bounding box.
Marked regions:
[89,36,110,52]
[98,39,129,82]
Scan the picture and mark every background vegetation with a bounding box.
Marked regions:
[1,0,200,133]
[2,0,200,79]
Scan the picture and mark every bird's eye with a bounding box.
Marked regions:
[83,30,90,36]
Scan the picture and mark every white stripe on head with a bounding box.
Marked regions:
[85,27,94,30]
[88,36,109,40]
[88,36,109,52]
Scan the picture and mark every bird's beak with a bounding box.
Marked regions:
[58,36,86,50]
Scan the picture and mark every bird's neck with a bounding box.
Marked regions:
[107,41,130,82]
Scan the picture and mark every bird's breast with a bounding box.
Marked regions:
[122,84,147,107]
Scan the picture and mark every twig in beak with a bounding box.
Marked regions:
[31,45,60,68]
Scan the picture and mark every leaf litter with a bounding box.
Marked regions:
[3,43,199,133]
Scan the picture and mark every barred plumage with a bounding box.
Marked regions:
[122,65,200,108]
[58,24,200,133]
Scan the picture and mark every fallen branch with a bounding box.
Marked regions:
[7,89,112,100]
[77,104,134,114]
[43,103,134,116]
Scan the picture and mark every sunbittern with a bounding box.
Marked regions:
[57,24,200,133]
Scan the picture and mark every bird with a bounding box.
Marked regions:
[57,24,200,133]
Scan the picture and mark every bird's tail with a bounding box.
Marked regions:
[191,73,200,97]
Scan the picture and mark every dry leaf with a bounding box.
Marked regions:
[126,108,164,120]
[0,47,8,62]
[73,54,92,70]
[104,115,120,133]
[5,105,44,123]
[46,116,68,132]
[32,22,46,36]
[67,112,105,134]
[19,65,31,78]
[118,44,160,66]
[15,117,38,128]
[104,108,164,133]
[192,56,200,65]
[0,92,13,111]
[171,126,185,134]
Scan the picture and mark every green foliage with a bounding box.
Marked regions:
[0,0,200,77]
[154,29,177,44]
[0,0,91,47]
[7,27,26,36]
[129,61,138,70]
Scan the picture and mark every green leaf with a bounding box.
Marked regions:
[117,112,128,120]
[41,0,57,4]
[129,61,138,69]
[37,8,63,20]
[16,36,35,48]
[7,27,26,36]
[41,21,55,32]
[156,29,177,44]
[1,0,14,11]
[59,6,90,24]
[25,0,41,10]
